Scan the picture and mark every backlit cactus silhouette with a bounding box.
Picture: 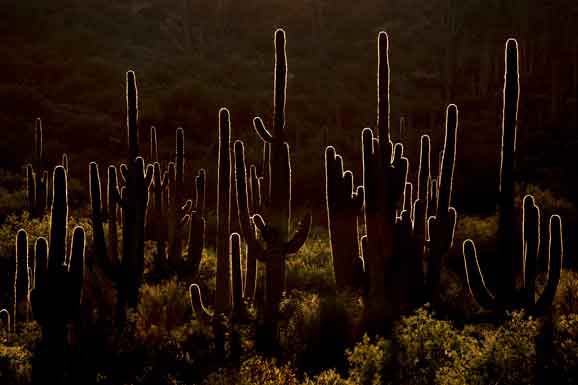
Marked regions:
[13,229,30,329]
[26,118,49,217]
[100,71,153,312]
[461,39,564,315]
[30,166,85,383]
[325,146,364,289]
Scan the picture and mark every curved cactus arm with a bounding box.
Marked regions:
[285,213,312,254]
[34,238,48,290]
[161,170,169,189]
[534,215,563,314]
[68,227,85,305]
[234,140,265,254]
[462,239,495,309]
[437,104,458,214]
[144,164,154,188]
[119,164,128,183]
[195,169,206,215]
[253,117,274,143]
[522,195,540,306]
[109,168,127,208]
[189,283,213,321]
[417,135,431,201]
[0,309,11,333]
[179,199,193,218]
[187,212,204,278]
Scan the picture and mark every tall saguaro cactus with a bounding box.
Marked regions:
[249,30,311,347]
[361,31,409,331]
[108,71,153,310]
[216,108,232,314]
[30,166,85,383]
[462,39,564,315]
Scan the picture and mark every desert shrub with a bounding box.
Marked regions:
[549,313,578,384]
[113,279,215,384]
[395,307,482,385]
[280,289,362,374]
[554,270,578,315]
[0,211,93,259]
[0,344,32,385]
[302,368,352,385]
[346,334,394,385]
[204,356,300,385]
[286,231,335,294]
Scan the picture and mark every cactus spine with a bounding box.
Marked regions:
[30,166,85,383]
[462,39,564,315]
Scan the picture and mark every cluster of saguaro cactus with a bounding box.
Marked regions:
[145,126,206,277]
[462,39,564,315]
[29,165,86,382]
[324,32,459,333]
[324,146,365,289]
[26,118,49,217]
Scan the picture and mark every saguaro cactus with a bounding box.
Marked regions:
[110,71,153,310]
[187,169,206,278]
[426,104,458,303]
[250,30,311,320]
[325,146,364,288]
[13,229,30,329]
[361,31,408,331]
[30,166,85,383]
[26,118,49,217]
[216,108,232,314]
[463,196,563,315]
[234,138,310,352]
[462,39,564,315]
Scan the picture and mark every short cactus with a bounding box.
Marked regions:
[13,229,30,329]
[30,166,85,383]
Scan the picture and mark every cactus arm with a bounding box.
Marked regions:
[190,283,213,321]
[34,238,48,291]
[120,164,128,183]
[187,212,205,278]
[417,135,431,200]
[234,140,265,255]
[253,117,274,143]
[144,164,154,187]
[522,195,540,306]
[68,227,85,305]
[230,233,244,317]
[48,166,68,270]
[534,215,563,315]
[437,105,458,214]
[285,213,312,254]
[462,239,495,309]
